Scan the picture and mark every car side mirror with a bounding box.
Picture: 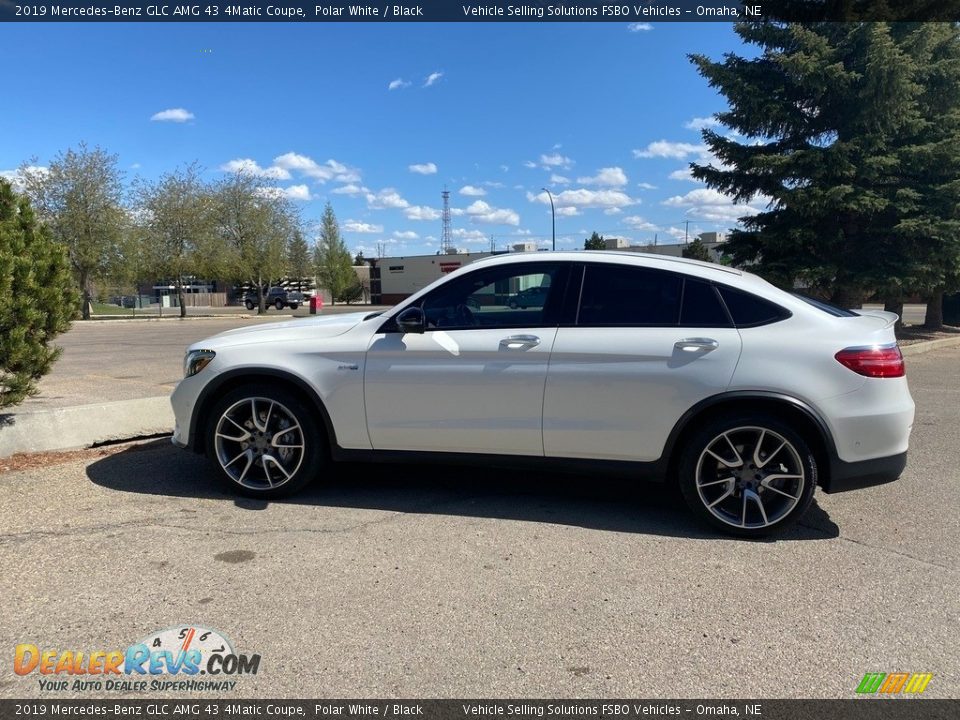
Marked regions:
[396,306,425,334]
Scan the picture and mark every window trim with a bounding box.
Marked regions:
[715,284,792,329]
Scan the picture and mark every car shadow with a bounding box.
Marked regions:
[85,439,840,542]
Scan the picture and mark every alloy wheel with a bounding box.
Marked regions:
[694,426,805,530]
[213,397,306,490]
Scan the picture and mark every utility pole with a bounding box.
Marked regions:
[684,220,690,244]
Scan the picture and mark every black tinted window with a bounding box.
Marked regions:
[578,265,681,326]
[717,286,789,327]
[791,292,858,317]
[681,279,731,326]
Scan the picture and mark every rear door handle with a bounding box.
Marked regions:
[675,337,719,352]
[500,334,541,350]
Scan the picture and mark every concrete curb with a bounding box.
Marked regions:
[900,335,960,356]
[0,397,173,458]
[81,315,253,323]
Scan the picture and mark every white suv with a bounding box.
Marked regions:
[171,252,915,537]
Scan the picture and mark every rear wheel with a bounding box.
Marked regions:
[275,298,285,310]
[244,299,255,311]
[678,413,817,537]
[205,385,325,499]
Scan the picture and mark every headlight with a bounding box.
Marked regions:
[184,349,216,378]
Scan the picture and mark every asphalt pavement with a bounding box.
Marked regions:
[0,348,956,700]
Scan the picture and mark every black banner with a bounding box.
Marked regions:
[2,0,960,23]
[0,700,958,720]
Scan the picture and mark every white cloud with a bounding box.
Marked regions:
[1,166,47,189]
[500,164,510,172]
[220,158,292,180]
[540,153,573,170]
[669,168,696,182]
[523,160,537,169]
[633,141,707,159]
[453,228,488,243]
[483,180,505,188]
[409,162,437,175]
[343,220,384,234]
[623,215,658,231]
[527,188,636,211]
[254,184,312,201]
[465,200,520,226]
[604,207,623,215]
[404,205,441,221]
[627,22,653,32]
[393,230,419,240]
[555,206,581,217]
[685,116,722,131]
[365,188,409,209]
[332,183,369,196]
[549,174,571,185]
[424,71,443,87]
[576,167,628,187]
[388,78,410,90]
[662,188,766,222]
[273,152,360,183]
[150,108,194,123]
[459,185,486,196]
[636,182,658,190]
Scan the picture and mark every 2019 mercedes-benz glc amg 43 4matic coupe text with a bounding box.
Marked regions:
[171,252,915,537]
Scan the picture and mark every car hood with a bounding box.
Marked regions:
[191,312,373,350]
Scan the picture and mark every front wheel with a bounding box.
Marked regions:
[205,385,326,499]
[275,299,285,311]
[289,303,299,310]
[244,299,255,311]
[678,413,817,537]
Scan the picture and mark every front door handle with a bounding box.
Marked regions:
[675,337,719,352]
[500,334,541,350]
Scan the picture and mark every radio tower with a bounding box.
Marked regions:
[441,188,453,253]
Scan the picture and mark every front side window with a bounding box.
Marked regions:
[417,263,565,330]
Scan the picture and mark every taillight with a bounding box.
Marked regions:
[834,344,905,378]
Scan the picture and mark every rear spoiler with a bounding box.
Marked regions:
[854,309,899,329]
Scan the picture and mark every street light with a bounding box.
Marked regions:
[541,187,556,251]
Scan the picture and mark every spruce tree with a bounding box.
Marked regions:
[313,203,354,304]
[690,22,960,322]
[0,180,77,409]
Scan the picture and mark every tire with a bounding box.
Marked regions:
[205,384,326,499]
[244,300,255,311]
[289,303,299,310]
[508,300,518,309]
[275,299,285,311]
[678,412,817,537]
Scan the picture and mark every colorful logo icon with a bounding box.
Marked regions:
[856,672,933,695]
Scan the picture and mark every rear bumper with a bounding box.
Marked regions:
[822,451,907,493]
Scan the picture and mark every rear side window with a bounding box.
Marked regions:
[681,279,731,327]
[717,286,790,327]
[578,265,681,326]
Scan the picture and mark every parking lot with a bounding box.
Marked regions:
[0,340,957,699]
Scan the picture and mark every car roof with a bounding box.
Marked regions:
[469,250,743,280]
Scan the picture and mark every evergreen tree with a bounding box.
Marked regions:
[287,229,311,291]
[0,180,77,409]
[584,231,605,250]
[690,22,960,325]
[682,238,712,262]
[313,203,354,304]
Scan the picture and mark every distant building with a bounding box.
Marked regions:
[368,251,499,305]
[512,242,539,253]
[603,237,631,249]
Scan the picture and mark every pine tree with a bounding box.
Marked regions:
[313,203,354,304]
[287,229,311,291]
[0,180,78,409]
[584,231,606,250]
[690,22,960,323]
[682,238,712,262]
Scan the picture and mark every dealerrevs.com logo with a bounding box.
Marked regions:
[14,626,260,693]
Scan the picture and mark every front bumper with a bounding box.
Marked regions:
[822,451,907,493]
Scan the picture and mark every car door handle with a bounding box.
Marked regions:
[500,334,541,350]
[675,338,719,352]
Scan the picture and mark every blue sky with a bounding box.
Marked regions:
[1,22,762,257]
